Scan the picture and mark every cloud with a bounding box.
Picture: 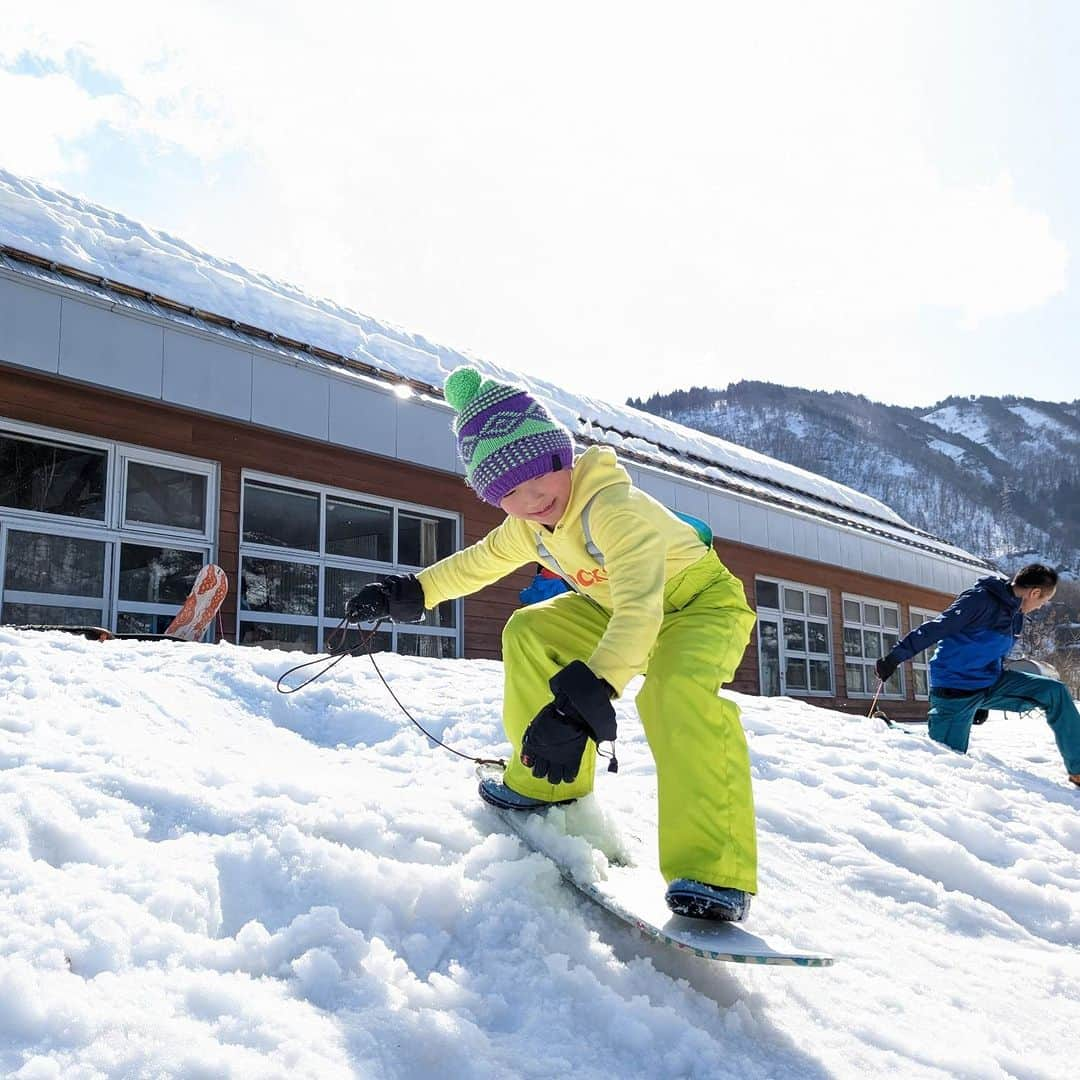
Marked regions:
[0,2,1070,401]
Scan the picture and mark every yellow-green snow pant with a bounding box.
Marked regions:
[499,550,759,893]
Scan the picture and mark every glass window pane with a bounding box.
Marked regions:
[116,612,177,635]
[396,633,456,659]
[885,670,903,696]
[863,604,881,627]
[914,668,929,697]
[755,580,780,610]
[324,627,392,654]
[808,592,828,617]
[758,621,781,696]
[4,531,105,597]
[883,608,899,629]
[0,433,106,520]
[326,498,392,561]
[240,557,318,615]
[783,618,806,652]
[883,632,898,654]
[785,657,808,690]
[118,545,204,604]
[238,620,317,652]
[323,566,381,620]
[3,602,103,627]
[783,588,805,614]
[845,663,865,694]
[807,622,829,655]
[125,462,207,532]
[398,513,456,568]
[863,630,883,659]
[243,482,319,551]
[843,599,861,623]
[843,626,863,657]
[809,659,831,692]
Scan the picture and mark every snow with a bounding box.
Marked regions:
[1,629,1077,1078]
[0,168,910,531]
[922,405,1006,460]
[1008,404,1071,437]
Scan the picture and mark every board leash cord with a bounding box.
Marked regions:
[275,615,506,769]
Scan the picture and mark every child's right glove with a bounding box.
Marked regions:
[520,661,616,785]
[345,574,425,623]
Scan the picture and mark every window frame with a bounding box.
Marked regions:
[842,592,905,699]
[237,469,462,655]
[908,606,939,700]
[0,417,217,633]
[754,576,834,698]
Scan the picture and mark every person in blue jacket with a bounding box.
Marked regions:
[876,564,1080,786]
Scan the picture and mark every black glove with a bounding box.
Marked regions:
[345,574,425,624]
[875,654,899,683]
[521,661,616,784]
[972,708,989,726]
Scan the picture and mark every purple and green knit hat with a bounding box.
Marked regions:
[443,366,575,505]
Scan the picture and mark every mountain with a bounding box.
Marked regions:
[628,382,1080,573]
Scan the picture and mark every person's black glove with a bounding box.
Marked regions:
[972,708,989,726]
[345,574,425,624]
[875,654,899,683]
[521,661,616,784]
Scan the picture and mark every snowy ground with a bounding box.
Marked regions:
[0,629,1077,1079]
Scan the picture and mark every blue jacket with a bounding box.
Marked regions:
[889,576,1023,690]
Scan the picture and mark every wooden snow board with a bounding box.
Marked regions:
[484,782,834,967]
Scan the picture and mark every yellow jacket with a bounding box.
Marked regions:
[417,445,713,693]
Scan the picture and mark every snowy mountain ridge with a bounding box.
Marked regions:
[0,628,1076,1077]
[631,382,1080,574]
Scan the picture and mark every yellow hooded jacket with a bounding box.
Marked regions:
[417,445,713,694]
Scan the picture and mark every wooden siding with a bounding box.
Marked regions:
[1,366,960,719]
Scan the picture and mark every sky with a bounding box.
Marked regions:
[1,627,1076,1077]
[1,1,1078,408]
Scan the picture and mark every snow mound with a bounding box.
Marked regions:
[0,629,1076,1078]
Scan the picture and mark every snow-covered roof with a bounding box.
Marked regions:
[0,168,981,563]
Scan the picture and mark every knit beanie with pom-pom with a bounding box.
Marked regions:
[443,366,575,506]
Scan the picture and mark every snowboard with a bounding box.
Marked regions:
[481,770,834,967]
[163,563,228,640]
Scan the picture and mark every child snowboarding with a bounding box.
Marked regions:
[346,366,759,921]
[876,564,1080,785]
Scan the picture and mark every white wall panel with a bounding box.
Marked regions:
[163,329,252,421]
[792,517,819,562]
[859,537,883,579]
[766,509,796,554]
[879,542,901,582]
[707,491,742,541]
[635,468,679,508]
[839,529,862,571]
[931,558,952,593]
[738,501,770,549]
[60,298,164,398]
[816,522,841,566]
[396,396,459,471]
[673,481,710,521]
[328,379,397,457]
[251,355,329,441]
[0,276,61,373]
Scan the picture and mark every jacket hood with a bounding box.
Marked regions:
[556,446,630,528]
[978,576,1019,609]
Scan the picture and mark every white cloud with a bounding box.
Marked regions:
[0,2,1071,401]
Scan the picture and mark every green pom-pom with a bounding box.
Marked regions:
[444,366,483,411]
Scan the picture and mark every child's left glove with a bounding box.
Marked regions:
[521,661,616,785]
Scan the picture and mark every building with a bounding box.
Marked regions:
[0,171,993,721]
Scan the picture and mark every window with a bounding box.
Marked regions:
[755,578,832,696]
[238,472,461,655]
[0,419,216,635]
[908,607,939,699]
[843,594,903,698]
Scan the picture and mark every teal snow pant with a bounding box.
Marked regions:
[928,669,1080,774]
[499,551,759,894]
